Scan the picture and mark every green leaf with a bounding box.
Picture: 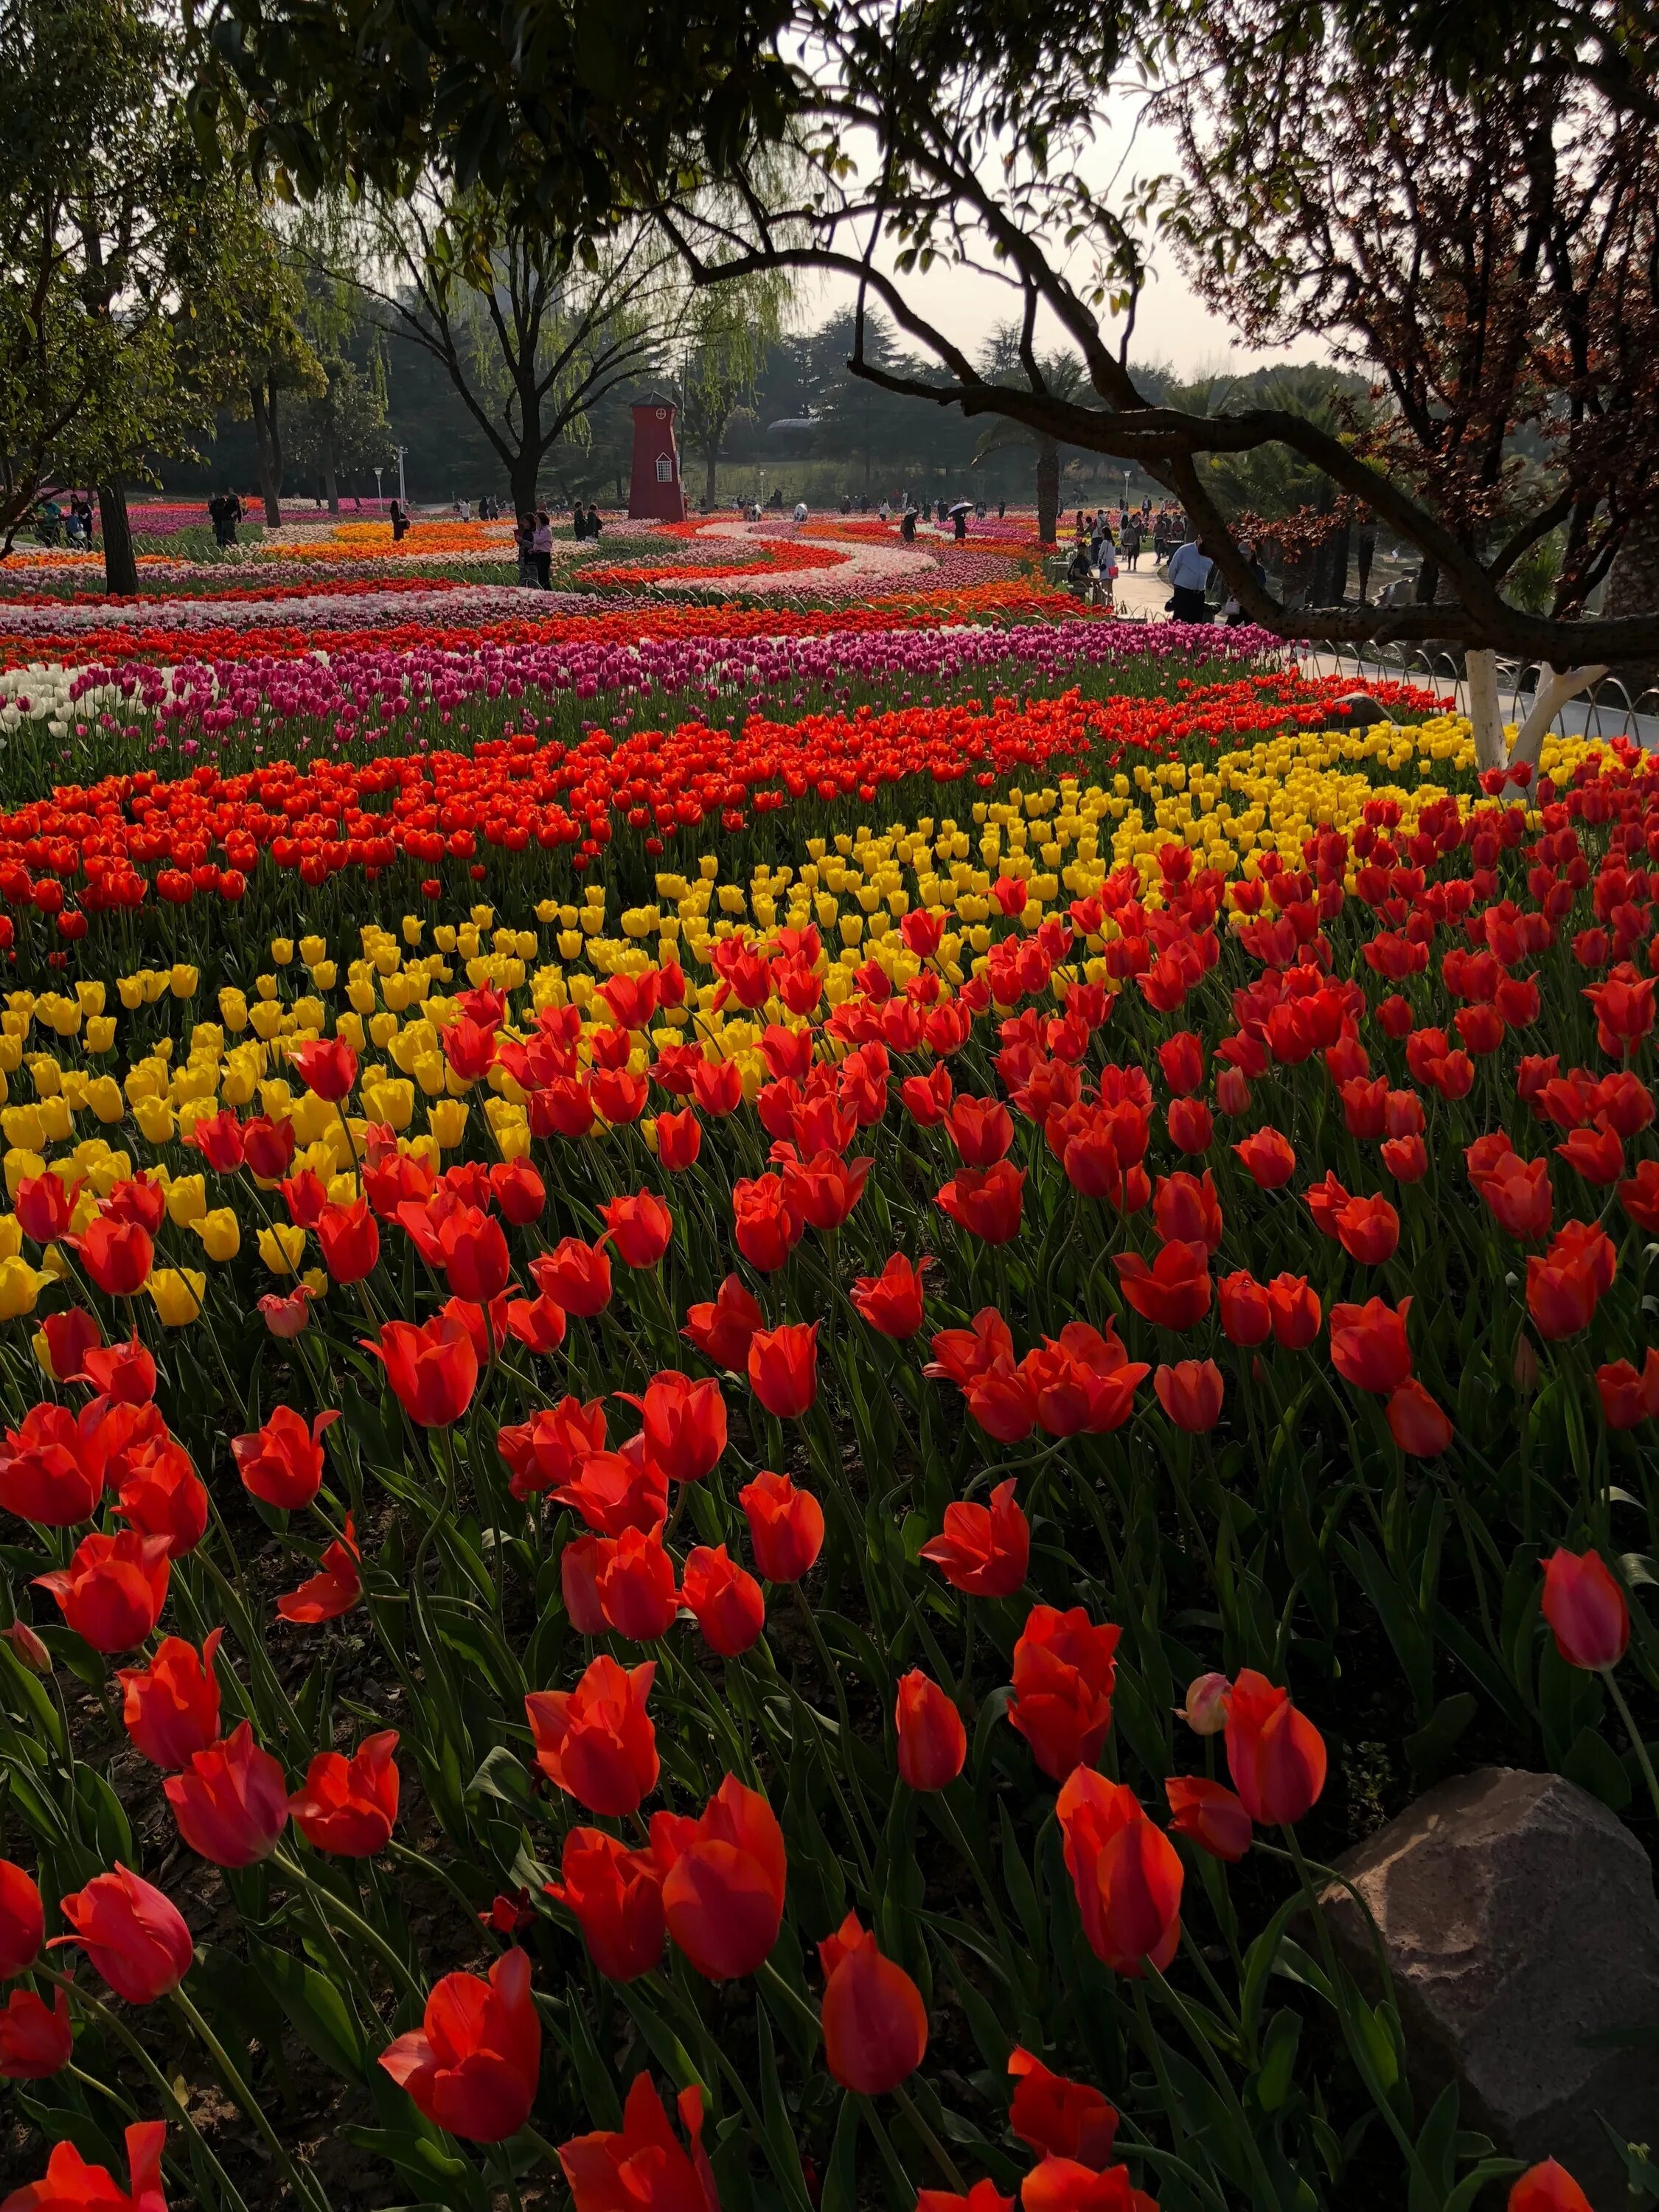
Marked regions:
[1562,1724,1632,1812]
[254,1938,372,2082]
[1253,2006,1300,2112]
[821,2094,861,2212]
[1404,1692,1478,1783]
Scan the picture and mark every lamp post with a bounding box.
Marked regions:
[396,446,408,507]
[373,467,383,511]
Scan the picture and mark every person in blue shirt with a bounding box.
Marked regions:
[1166,535,1214,622]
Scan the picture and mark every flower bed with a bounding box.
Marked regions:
[0,697,1645,2212]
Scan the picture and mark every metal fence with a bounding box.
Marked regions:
[1279,639,1659,748]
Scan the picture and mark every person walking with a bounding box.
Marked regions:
[532,508,554,588]
[390,498,410,543]
[513,512,535,585]
[1166,533,1214,623]
[1121,511,1141,570]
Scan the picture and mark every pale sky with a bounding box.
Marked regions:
[802,112,1326,382]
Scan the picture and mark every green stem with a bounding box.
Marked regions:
[891,2080,967,2192]
[173,1982,327,2212]
[1604,1666,1659,1829]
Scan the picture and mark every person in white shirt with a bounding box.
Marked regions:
[793,500,809,522]
[1166,537,1214,622]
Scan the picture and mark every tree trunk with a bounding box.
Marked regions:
[249,377,284,527]
[98,483,137,597]
[1603,509,1659,703]
[509,453,540,521]
[1035,439,1060,546]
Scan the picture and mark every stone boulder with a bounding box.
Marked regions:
[1324,1767,1659,2207]
[1329,691,1397,728]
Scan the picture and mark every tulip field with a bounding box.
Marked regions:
[0,509,1643,2212]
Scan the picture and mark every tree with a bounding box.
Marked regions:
[973,329,1099,543]
[0,0,285,589]
[331,185,682,515]
[678,271,790,507]
[191,0,1659,762]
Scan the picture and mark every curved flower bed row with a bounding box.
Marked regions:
[0,707,1639,2212]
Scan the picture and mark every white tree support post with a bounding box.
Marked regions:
[1504,662,1610,787]
[1467,647,1505,772]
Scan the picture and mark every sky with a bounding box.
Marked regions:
[799,112,1329,383]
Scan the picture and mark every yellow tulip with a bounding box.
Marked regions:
[428,1097,469,1150]
[192,1208,241,1262]
[0,1256,52,1321]
[149,1268,206,1326]
[257,1222,307,1275]
[169,964,199,999]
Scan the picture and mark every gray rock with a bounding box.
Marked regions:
[1324,1767,1659,2207]
[1330,691,1397,727]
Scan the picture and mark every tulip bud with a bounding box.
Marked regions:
[1180,1672,1229,1736]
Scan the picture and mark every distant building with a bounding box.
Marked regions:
[628,397,686,521]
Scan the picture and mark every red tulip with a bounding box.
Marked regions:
[232,1405,338,1512]
[1232,1127,1296,1189]
[489,1158,545,1224]
[291,1037,358,1101]
[165,1722,290,1867]
[895,1670,967,1790]
[1265,1273,1321,1350]
[119,1631,223,1768]
[1224,1671,1327,1824]
[316,1199,380,1284]
[1596,1349,1659,1429]
[733,1174,803,1271]
[937,1161,1026,1244]
[1166,1096,1214,1152]
[38,1307,101,1385]
[748,1321,818,1417]
[1329,1295,1413,1392]
[619,1370,726,1485]
[112,1429,207,1560]
[681,1546,765,1656]
[276,1517,362,1624]
[76,1215,153,1296]
[380,1947,541,2143]
[739,1470,824,1582]
[1007,2048,1119,2168]
[52,1865,192,2003]
[851,1252,931,1338]
[919,2183,1015,2212]
[14,1172,72,1245]
[681,1274,764,1371]
[785,1149,874,1231]
[1508,2161,1593,2212]
[504,1291,567,1354]
[1541,1549,1630,1671]
[553,1451,668,1540]
[288,1730,400,1855]
[919,1477,1030,1597]
[1113,1239,1211,1329]
[1009,1604,1120,1779]
[1385,1379,1454,1456]
[0,1402,108,1527]
[363,1313,478,1427]
[1057,1767,1183,1976]
[1474,1151,1554,1241]
[599,1191,673,1268]
[1217,1271,1271,1348]
[818,1910,928,2093]
[1164,1775,1252,1862]
[242,1114,297,1182]
[947,1094,1015,1166]
[507,1214,597,1303]
[0,1985,72,2081]
[653,1775,787,1980]
[0,1860,43,1978]
[83,1333,156,1407]
[546,1826,666,1982]
[1152,1170,1222,1252]
[560,2073,719,2212]
[559,1533,610,1634]
[1,2121,167,2211]
[526,1656,659,1816]
[1157,1031,1205,1096]
[1154,1360,1224,1433]
[35,1531,170,1652]
[655,1106,703,1171]
[599,1526,681,1641]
